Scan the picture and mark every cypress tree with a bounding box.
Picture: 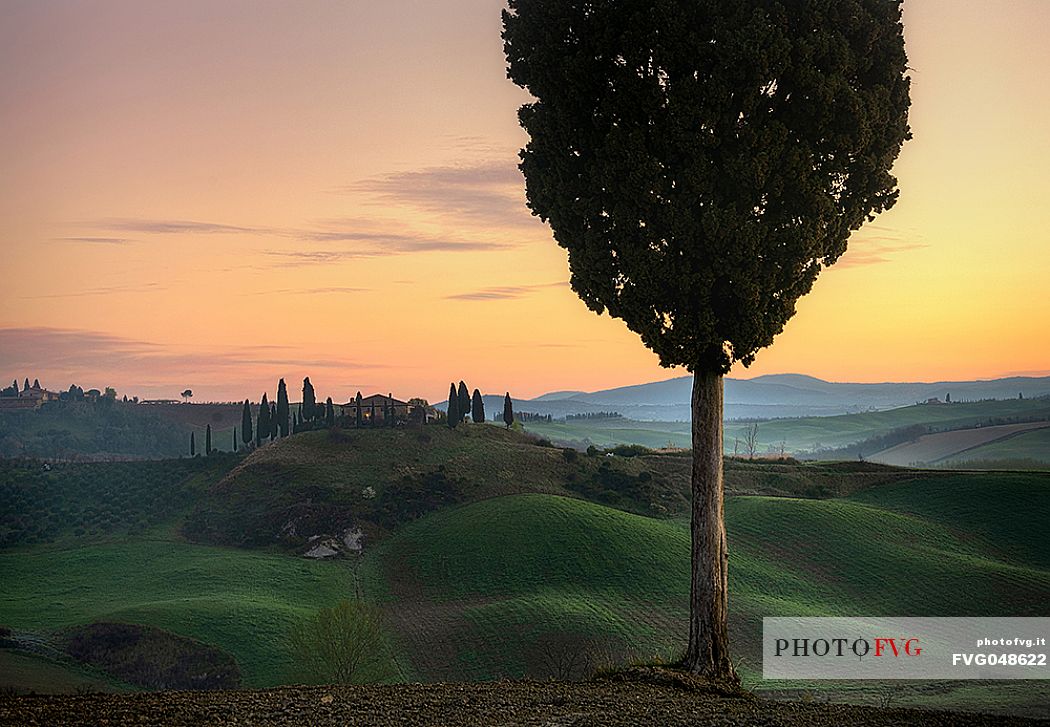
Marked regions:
[205,424,212,455]
[447,383,459,429]
[276,379,290,437]
[502,393,514,429]
[504,0,911,679]
[355,391,363,428]
[256,393,270,447]
[241,400,253,446]
[302,377,316,421]
[325,397,335,427]
[471,389,485,423]
[369,402,376,425]
[270,402,279,440]
[190,431,196,457]
[233,427,238,452]
[457,381,470,423]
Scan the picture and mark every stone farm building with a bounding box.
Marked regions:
[340,393,438,424]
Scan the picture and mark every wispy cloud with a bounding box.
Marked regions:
[335,159,540,231]
[22,282,167,299]
[446,282,567,301]
[95,218,280,236]
[54,236,134,245]
[835,231,928,268]
[247,286,369,296]
[0,327,390,391]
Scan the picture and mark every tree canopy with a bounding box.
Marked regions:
[503,0,911,373]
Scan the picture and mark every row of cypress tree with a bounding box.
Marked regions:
[238,378,292,448]
[446,381,514,429]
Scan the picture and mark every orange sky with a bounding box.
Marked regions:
[1,0,1048,403]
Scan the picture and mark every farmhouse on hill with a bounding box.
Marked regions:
[342,393,402,423]
[0,379,61,409]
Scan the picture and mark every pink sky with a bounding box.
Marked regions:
[2,1,1048,403]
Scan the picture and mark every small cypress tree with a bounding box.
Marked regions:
[241,400,253,446]
[206,424,212,455]
[447,383,459,429]
[325,397,335,427]
[457,381,470,423]
[277,379,290,437]
[302,377,316,421]
[190,431,196,457]
[233,427,238,452]
[270,402,279,440]
[355,392,363,428]
[502,393,514,429]
[369,402,376,425]
[471,389,485,423]
[256,393,270,447]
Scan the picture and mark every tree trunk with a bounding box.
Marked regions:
[683,370,736,681]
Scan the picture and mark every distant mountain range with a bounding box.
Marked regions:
[456,374,1050,422]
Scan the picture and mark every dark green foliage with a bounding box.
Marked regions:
[190,432,195,457]
[503,0,911,372]
[233,427,238,452]
[374,468,465,529]
[0,456,237,548]
[447,383,459,429]
[276,379,290,437]
[269,403,278,440]
[242,400,254,446]
[256,394,270,447]
[0,401,190,458]
[503,393,514,428]
[471,389,485,424]
[355,392,363,428]
[325,397,335,428]
[561,447,578,463]
[302,377,316,421]
[607,444,653,458]
[205,424,212,456]
[62,622,241,690]
[457,382,470,423]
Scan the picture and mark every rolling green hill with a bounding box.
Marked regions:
[0,540,362,687]
[2,427,1048,716]
[182,425,928,549]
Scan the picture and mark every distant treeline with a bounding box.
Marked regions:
[565,412,624,421]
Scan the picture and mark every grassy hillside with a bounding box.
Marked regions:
[3,427,1048,716]
[360,488,1050,681]
[0,540,360,687]
[183,425,925,549]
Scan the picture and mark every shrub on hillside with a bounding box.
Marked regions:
[374,468,464,528]
[288,600,395,684]
[62,622,241,690]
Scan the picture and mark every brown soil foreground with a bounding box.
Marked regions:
[1,680,1046,727]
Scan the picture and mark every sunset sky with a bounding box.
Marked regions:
[2,0,1048,403]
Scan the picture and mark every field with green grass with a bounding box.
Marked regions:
[0,540,361,687]
[2,426,1048,717]
[359,478,1050,715]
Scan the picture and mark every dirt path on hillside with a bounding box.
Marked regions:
[2,681,1044,727]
